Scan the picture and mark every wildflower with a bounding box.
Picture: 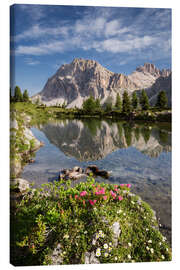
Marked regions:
[104,243,108,249]
[126,184,131,188]
[63,234,69,239]
[96,248,101,257]
[117,209,122,214]
[80,191,87,197]
[148,240,152,243]
[120,184,125,187]
[146,246,150,250]
[109,247,112,251]
[89,199,97,205]
[82,200,86,206]
[110,190,116,198]
[104,252,108,257]
[118,196,123,201]
[74,219,78,223]
[150,248,154,254]
[146,228,149,231]
[159,242,162,246]
[114,188,118,192]
[162,236,167,242]
[63,251,66,255]
[114,185,118,188]
[161,255,165,259]
[99,230,103,235]
[128,242,132,247]
[127,254,131,259]
[84,231,87,234]
[101,232,105,238]
[123,213,126,216]
[114,256,118,261]
[131,201,135,205]
[75,195,79,199]
[109,242,112,246]
[166,248,169,252]
[103,196,107,200]
[131,260,135,263]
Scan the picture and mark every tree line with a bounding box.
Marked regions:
[10,86,30,103]
[82,89,168,113]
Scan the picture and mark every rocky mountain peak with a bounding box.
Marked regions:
[32,58,171,108]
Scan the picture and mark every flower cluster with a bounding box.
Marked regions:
[72,183,132,208]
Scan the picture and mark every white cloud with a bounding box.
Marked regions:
[24,58,40,65]
[13,7,171,61]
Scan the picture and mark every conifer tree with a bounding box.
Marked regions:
[23,89,29,102]
[14,86,23,102]
[122,90,131,114]
[140,89,149,110]
[115,93,122,111]
[82,95,96,113]
[131,92,139,110]
[156,90,168,109]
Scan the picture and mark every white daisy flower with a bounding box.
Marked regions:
[104,252,108,257]
[146,246,150,250]
[114,256,118,261]
[96,248,101,257]
[127,254,131,259]
[150,248,154,254]
[148,240,152,243]
[161,255,165,259]
[128,242,132,247]
[104,243,108,249]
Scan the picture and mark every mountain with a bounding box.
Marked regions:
[32,58,171,107]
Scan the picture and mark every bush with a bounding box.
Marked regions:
[11,177,171,266]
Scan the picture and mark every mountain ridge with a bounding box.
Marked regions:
[32,58,171,108]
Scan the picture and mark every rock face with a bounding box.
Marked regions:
[32,58,171,107]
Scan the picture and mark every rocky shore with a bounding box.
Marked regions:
[10,110,44,178]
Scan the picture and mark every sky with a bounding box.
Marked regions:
[10,4,172,96]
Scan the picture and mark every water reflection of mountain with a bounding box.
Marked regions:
[39,119,171,161]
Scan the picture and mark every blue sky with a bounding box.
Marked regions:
[10,4,171,96]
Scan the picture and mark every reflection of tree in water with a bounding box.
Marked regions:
[141,126,151,144]
[83,119,101,136]
[158,129,169,145]
[123,123,133,147]
[116,121,123,138]
[134,126,140,141]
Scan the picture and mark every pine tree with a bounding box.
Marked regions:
[156,90,168,109]
[23,89,29,102]
[82,96,96,113]
[14,86,23,102]
[95,98,101,110]
[131,92,138,110]
[122,91,131,114]
[115,93,122,111]
[140,89,149,110]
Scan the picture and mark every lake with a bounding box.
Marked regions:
[22,118,171,244]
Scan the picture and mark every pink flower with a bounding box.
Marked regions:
[103,196,107,200]
[75,195,79,199]
[110,190,116,199]
[120,184,125,187]
[118,196,123,201]
[82,200,86,206]
[80,191,88,197]
[114,188,118,192]
[89,200,97,205]
[126,184,131,188]
[114,185,118,188]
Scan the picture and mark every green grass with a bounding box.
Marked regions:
[10,177,171,266]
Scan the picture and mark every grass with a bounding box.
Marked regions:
[10,177,171,266]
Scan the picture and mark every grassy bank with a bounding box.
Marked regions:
[10,177,171,266]
[10,102,172,124]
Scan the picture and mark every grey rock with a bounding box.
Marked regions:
[10,178,30,193]
[111,221,121,247]
[84,251,100,264]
